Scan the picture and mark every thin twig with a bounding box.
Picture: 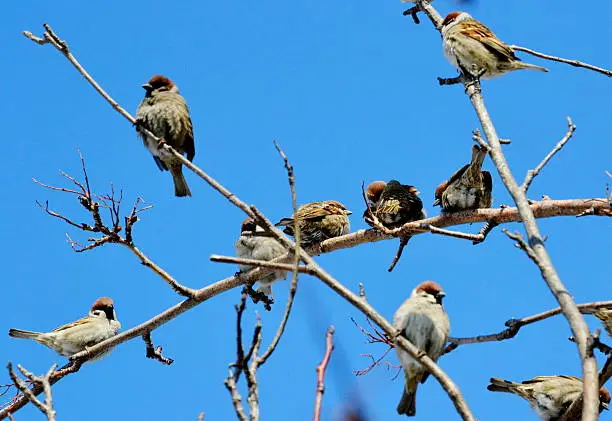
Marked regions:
[446,301,612,352]
[313,326,335,421]
[142,333,174,365]
[522,117,577,191]
[256,142,302,366]
[7,364,57,421]
[510,45,612,78]
[210,255,313,275]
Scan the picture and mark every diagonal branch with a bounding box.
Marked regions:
[414,2,601,419]
[522,117,577,191]
[446,301,612,353]
[509,45,612,78]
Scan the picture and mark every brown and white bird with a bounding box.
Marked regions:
[434,145,492,212]
[441,11,548,79]
[393,281,450,417]
[275,201,351,247]
[364,180,424,228]
[488,376,610,420]
[594,308,612,337]
[235,217,288,295]
[136,75,195,197]
[9,297,121,359]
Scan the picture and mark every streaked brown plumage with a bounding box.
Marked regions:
[434,145,492,212]
[488,376,610,420]
[364,180,424,228]
[275,200,351,246]
[442,11,548,79]
[594,308,612,337]
[136,75,195,197]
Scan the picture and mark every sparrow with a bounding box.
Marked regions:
[488,376,610,420]
[136,75,195,197]
[275,201,352,247]
[594,308,612,337]
[393,281,450,416]
[9,297,121,359]
[441,11,549,79]
[364,180,425,228]
[235,217,288,295]
[434,145,492,212]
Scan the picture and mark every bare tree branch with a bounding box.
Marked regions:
[445,301,612,353]
[522,117,577,191]
[313,326,335,421]
[7,364,57,421]
[509,45,612,78]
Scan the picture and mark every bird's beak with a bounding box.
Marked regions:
[437,291,446,298]
[345,210,353,215]
[603,402,609,411]
[142,83,153,91]
[433,198,441,207]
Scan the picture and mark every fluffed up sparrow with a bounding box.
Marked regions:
[364,180,425,228]
[136,75,196,197]
[275,201,351,247]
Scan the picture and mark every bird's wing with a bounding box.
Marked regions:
[461,20,519,62]
[183,112,196,162]
[51,315,95,333]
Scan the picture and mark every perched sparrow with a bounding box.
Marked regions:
[9,297,121,359]
[136,75,195,197]
[441,11,548,79]
[364,180,424,228]
[594,308,612,337]
[393,281,450,416]
[434,145,492,212]
[488,376,610,420]
[275,201,352,247]
[235,218,288,295]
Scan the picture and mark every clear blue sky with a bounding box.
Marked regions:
[3,1,611,420]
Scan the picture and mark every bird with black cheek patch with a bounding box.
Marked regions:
[393,281,450,417]
[9,297,121,360]
[136,75,196,197]
[488,376,610,420]
[434,145,492,212]
[441,11,548,80]
[275,201,352,247]
[235,217,288,295]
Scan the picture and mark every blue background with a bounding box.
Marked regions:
[2,1,611,420]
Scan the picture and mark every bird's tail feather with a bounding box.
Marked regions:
[397,375,418,416]
[518,62,548,73]
[487,377,517,393]
[9,328,41,340]
[171,166,191,197]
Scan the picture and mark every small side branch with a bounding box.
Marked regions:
[7,364,57,421]
[510,45,612,78]
[522,117,577,192]
[446,301,612,353]
[313,326,335,421]
[142,333,174,365]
